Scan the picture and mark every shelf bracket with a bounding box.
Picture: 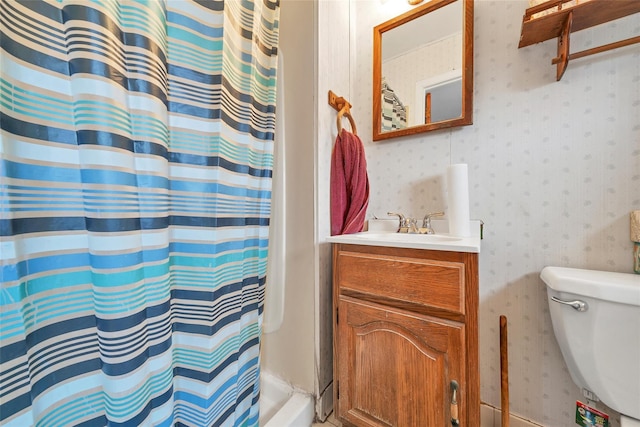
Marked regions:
[554,10,572,81]
[520,0,640,81]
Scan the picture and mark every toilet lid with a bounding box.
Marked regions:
[541,266,640,306]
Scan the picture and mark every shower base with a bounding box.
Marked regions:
[259,371,314,427]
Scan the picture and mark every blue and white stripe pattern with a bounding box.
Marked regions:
[381,78,407,131]
[0,0,279,425]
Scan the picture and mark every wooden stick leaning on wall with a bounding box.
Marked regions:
[500,315,510,427]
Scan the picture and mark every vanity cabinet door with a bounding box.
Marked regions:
[335,296,465,427]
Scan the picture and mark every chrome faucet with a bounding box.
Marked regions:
[388,212,408,233]
[387,212,420,234]
[407,218,419,234]
[420,211,444,234]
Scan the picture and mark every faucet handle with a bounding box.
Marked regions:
[420,211,444,234]
[388,211,407,232]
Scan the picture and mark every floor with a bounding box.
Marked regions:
[312,412,341,427]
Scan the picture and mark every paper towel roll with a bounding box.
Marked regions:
[447,164,471,237]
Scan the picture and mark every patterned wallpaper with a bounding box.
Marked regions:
[337,1,640,426]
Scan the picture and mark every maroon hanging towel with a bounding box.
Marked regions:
[330,129,370,235]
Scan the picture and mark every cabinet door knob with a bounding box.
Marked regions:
[450,380,460,426]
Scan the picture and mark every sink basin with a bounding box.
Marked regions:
[327,231,480,253]
[349,233,462,243]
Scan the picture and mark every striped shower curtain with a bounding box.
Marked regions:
[0,1,279,426]
[381,78,407,132]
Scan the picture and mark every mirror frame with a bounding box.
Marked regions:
[373,0,474,141]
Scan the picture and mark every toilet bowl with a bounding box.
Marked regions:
[540,267,640,424]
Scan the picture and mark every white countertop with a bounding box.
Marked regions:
[327,219,482,253]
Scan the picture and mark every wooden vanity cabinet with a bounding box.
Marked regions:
[332,244,479,427]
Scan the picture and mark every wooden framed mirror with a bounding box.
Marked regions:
[373,0,474,141]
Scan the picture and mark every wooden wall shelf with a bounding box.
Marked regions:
[518,0,640,80]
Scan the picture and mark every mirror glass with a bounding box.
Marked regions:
[373,0,473,141]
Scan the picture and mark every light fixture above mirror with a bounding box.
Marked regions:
[373,0,474,141]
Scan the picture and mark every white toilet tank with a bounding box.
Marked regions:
[540,267,640,421]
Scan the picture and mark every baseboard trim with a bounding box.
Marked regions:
[315,381,333,422]
[481,402,545,427]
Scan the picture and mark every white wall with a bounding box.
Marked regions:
[260,0,316,395]
[316,0,352,419]
[316,1,640,426]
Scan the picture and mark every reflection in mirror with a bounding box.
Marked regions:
[414,70,462,124]
[373,0,473,141]
[382,1,461,129]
